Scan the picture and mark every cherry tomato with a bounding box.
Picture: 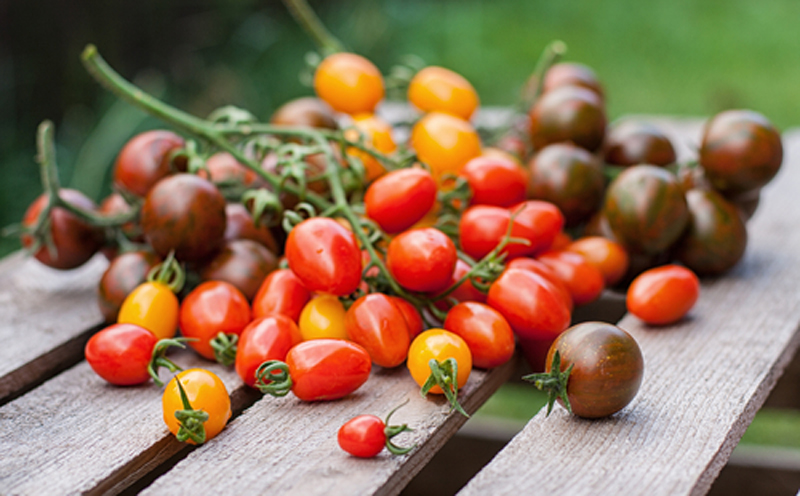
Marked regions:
[364,167,437,234]
[97,250,161,322]
[459,156,528,207]
[21,189,105,270]
[98,192,142,248]
[408,329,472,403]
[542,62,604,99]
[438,258,487,305]
[338,407,414,458]
[223,203,279,254]
[565,236,630,287]
[505,257,573,310]
[285,217,362,296]
[537,250,605,306]
[314,52,384,115]
[529,85,606,152]
[199,239,278,301]
[524,322,644,419]
[163,368,231,444]
[627,264,700,325]
[407,66,479,120]
[410,112,481,182]
[270,96,338,129]
[118,281,179,339]
[299,294,348,340]
[252,268,311,322]
[113,130,184,197]
[604,120,677,167]
[443,302,515,369]
[236,315,302,388]
[346,114,397,181]
[345,293,411,368]
[387,227,457,293]
[390,296,424,339]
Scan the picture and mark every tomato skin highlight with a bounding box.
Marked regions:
[179,281,252,361]
[252,268,311,322]
[627,264,700,325]
[85,323,159,386]
[118,281,179,339]
[345,293,411,368]
[162,368,232,444]
[286,339,372,401]
[314,52,384,115]
[236,315,302,388]
[387,228,457,293]
[443,302,515,369]
[408,329,472,395]
[338,415,387,458]
[365,168,437,234]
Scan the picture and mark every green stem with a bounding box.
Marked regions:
[280,0,346,54]
[521,350,574,416]
[420,358,469,418]
[210,332,238,367]
[520,40,568,111]
[174,377,209,444]
[148,338,191,386]
[383,400,415,456]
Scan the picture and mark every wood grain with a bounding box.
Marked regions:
[458,127,800,496]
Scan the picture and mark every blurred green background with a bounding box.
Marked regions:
[2,0,800,256]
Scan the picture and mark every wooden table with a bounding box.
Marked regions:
[1,118,799,495]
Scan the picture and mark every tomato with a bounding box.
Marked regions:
[699,109,783,194]
[141,173,227,262]
[459,156,528,207]
[285,217,362,296]
[199,239,278,301]
[21,189,105,270]
[387,227,457,293]
[542,62,604,99]
[524,321,644,418]
[407,329,472,416]
[390,296,424,339]
[236,315,302,388]
[299,294,348,340]
[252,268,311,322]
[257,339,372,401]
[604,121,677,167]
[410,112,482,182]
[437,258,487,305]
[527,143,604,227]
[407,66,479,120]
[346,114,397,182]
[113,130,184,197]
[314,52,384,115]
[345,293,410,368]
[163,368,231,444]
[443,302,515,369]
[627,264,700,325]
[118,281,179,339]
[98,192,142,247]
[223,203,279,254]
[338,406,414,458]
[179,281,251,364]
[537,250,605,306]
[85,323,182,386]
[486,268,571,341]
[270,96,338,129]
[529,85,606,152]
[97,251,161,322]
[565,236,630,287]
[364,167,437,234]
[201,152,264,189]
[505,257,573,310]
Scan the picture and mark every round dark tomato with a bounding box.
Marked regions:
[364,167,437,234]
[199,239,278,301]
[699,109,783,194]
[345,293,411,368]
[387,227,457,293]
[236,315,302,388]
[85,323,163,386]
[443,302,515,369]
[528,85,607,152]
[285,217,362,296]
[627,264,700,325]
[252,268,312,322]
[113,130,184,197]
[223,203,279,255]
[98,192,142,245]
[140,174,227,262]
[527,143,605,226]
[537,250,605,306]
[542,62,604,99]
[603,165,689,255]
[21,189,105,270]
[525,321,644,418]
[270,96,338,129]
[604,121,677,167]
[202,152,265,188]
[459,155,528,207]
[98,250,162,322]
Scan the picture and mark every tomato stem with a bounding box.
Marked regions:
[146,251,185,293]
[521,350,574,416]
[420,358,469,418]
[280,0,346,55]
[255,360,293,397]
[148,337,192,386]
[173,377,209,444]
[383,400,416,456]
[210,332,239,367]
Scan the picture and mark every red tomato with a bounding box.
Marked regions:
[387,228,457,293]
[537,250,605,306]
[179,281,252,363]
[314,52,384,115]
[506,257,573,310]
[627,264,700,325]
[439,259,487,304]
[285,217,362,296]
[278,339,372,401]
[364,168,437,234]
[566,236,630,287]
[460,156,528,207]
[236,315,302,388]
[345,294,411,368]
[508,201,565,256]
[85,323,162,386]
[443,302,515,369]
[390,296,424,339]
[338,410,414,458]
[113,130,184,197]
[407,66,479,120]
[202,152,264,188]
[487,268,571,341]
[252,268,311,322]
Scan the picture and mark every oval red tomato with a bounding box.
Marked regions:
[443,302,515,369]
[252,268,312,322]
[345,293,411,368]
[236,315,302,388]
[364,168,437,234]
[387,228,457,293]
[627,264,700,325]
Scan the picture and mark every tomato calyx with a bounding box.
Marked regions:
[173,377,210,444]
[148,337,192,386]
[254,360,293,397]
[210,332,239,367]
[383,400,416,456]
[522,350,574,416]
[420,358,469,418]
[146,251,185,293]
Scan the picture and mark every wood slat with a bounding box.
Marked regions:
[458,128,800,496]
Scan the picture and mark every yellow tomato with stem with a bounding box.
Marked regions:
[314,52,384,115]
[298,294,348,341]
[408,328,472,417]
[410,112,481,183]
[408,66,479,120]
[162,368,231,445]
[117,281,179,339]
[346,114,397,182]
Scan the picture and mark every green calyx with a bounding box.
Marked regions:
[255,360,293,397]
[174,377,209,444]
[146,251,185,293]
[210,332,238,367]
[420,358,469,418]
[383,400,416,456]
[522,350,574,416]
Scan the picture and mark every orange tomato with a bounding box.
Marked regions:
[162,368,231,445]
[346,114,397,181]
[410,112,481,183]
[314,53,384,115]
[407,329,472,395]
[117,281,179,339]
[566,236,630,286]
[627,264,700,325]
[408,66,479,120]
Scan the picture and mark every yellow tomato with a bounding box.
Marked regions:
[298,294,348,340]
[162,368,231,445]
[407,328,472,395]
[313,52,384,115]
[410,112,481,183]
[117,281,179,339]
[346,114,397,182]
[408,66,479,120]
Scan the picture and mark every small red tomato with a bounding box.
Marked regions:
[252,268,311,322]
[338,407,414,458]
[113,130,184,197]
[387,228,457,293]
[443,302,515,369]
[390,296,424,339]
[439,259,487,305]
[508,201,565,256]
[506,257,573,310]
[537,250,605,306]
[236,315,303,388]
[460,156,528,207]
[345,293,411,368]
[627,264,700,325]
[364,168,437,234]
[285,217,362,296]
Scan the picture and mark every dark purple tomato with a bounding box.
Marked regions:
[140,174,227,262]
[603,165,689,255]
[270,97,338,129]
[202,152,266,189]
[527,143,605,226]
[224,203,279,255]
[199,239,279,301]
[675,188,748,275]
[529,86,607,153]
[97,250,162,322]
[113,130,185,197]
[604,121,677,167]
[699,109,783,194]
[542,62,604,100]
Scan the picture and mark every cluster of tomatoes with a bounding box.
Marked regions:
[17,41,782,455]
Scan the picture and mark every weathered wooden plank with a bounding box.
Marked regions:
[458,127,800,496]
[139,355,519,496]
[0,253,107,404]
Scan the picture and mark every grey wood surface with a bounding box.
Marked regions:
[458,127,800,496]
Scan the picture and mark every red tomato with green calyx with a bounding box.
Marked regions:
[236,315,302,388]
